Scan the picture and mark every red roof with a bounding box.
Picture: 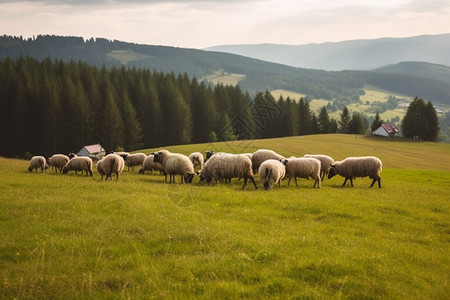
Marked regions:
[83,143,105,154]
[381,122,399,134]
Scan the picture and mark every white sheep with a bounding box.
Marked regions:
[138,154,165,175]
[199,153,258,189]
[153,150,195,183]
[189,152,204,170]
[96,153,124,180]
[121,153,147,171]
[303,154,334,180]
[281,157,321,188]
[328,156,382,188]
[47,154,70,173]
[62,157,93,176]
[252,149,284,173]
[258,159,286,190]
[28,156,49,172]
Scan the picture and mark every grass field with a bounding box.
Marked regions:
[1,135,449,299]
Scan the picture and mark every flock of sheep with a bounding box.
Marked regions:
[28,149,383,189]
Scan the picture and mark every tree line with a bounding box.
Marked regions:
[0,57,439,158]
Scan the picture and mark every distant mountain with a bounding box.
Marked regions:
[1,34,450,105]
[374,61,450,85]
[205,34,450,71]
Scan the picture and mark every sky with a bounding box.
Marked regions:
[1,0,449,49]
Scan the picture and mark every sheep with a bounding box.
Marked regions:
[121,153,147,171]
[303,154,334,180]
[252,149,284,173]
[199,153,258,190]
[189,152,204,170]
[281,157,321,188]
[258,159,286,190]
[139,154,165,175]
[28,156,49,172]
[47,154,70,173]
[62,156,93,176]
[96,153,124,180]
[205,150,215,163]
[328,156,382,188]
[153,150,195,184]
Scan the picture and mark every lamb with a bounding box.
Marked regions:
[252,149,284,173]
[62,156,93,176]
[199,153,258,190]
[28,156,49,172]
[153,150,195,183]
[121,153,147,171]
[47,154,70,173]
[138,154,165,175]
[281,157,321,188]
[96,153,124,180]
[258,159,286,190]
[189,152,204,170]
[303,154,334,180]
[328,156,382,188]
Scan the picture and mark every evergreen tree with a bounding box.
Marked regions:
[339,106,351,133]
[402,97,425,140]
[349,112,366,134]
[317,106,330,133]
[370,112,384,132]
[100,88,124,152]
[298,98,312,135]
[119,90,144,151]
[424,101,439,141]
[311,113,319,134]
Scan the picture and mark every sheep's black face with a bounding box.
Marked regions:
[153,152,161,163]
[184,173,194,183]
[328,166,337,179]
[28,166,33,172]
[264,182,270,190]
[205,151,214,160]
[62,167,68,174]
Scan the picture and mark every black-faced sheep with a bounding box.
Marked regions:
[328,156,382,188]
[258,159,286,190]
[96,154,124,180]
[189,152,204,170]
[121,153,147,171]
[252,149,284,173]
[303,154,334,180]
[153,150,195,184]
[47,154,70,173]
[139,154,165,175]
[63,157,93,176]
[199,153,258,190]
[28,156,49,172]
[281,157,321,188]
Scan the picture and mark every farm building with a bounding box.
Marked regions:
[77,143,106,157]
[372,122,399,138]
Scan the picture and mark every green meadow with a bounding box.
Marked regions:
[1,134,449,299]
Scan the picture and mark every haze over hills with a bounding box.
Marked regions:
[205,34,450,71]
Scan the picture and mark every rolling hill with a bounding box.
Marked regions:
[1,34,450,105]
[205,34,450,71]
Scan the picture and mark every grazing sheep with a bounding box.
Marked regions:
[153,150,195,184]
[281,157,321,188]
[68,153,78,159]
[258,159,286,190]
[138,154,165,175]
[96,154,124,180]
[121,153,147,171]
[252,149,284,173]
[205,150,215,163]
[199,153,258,190]
[62,157,93,176]
[47,154,70,173]
[189,152,204,170]
[28,156,49,172]
[328,156,382,188]
[303,154,334,180]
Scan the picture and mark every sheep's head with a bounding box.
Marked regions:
[153,152,162,163]
[28,166,33,172]
[280,158,288,165]
[328,164,337,179]
[184,173,195,184]
[205,151,214,161]
[62,167,69,174]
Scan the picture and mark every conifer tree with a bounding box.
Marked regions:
[371,112,384,132]
[298,98,312,135]
[317,106,330,133]
[339,106,351,133]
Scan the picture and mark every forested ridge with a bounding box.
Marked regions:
[1,35,449,105]
[2,57,365,158]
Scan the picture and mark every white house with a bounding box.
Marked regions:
[77,143,106,157]
[372,122,399,138]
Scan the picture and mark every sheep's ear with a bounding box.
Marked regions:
[330,164,335,167]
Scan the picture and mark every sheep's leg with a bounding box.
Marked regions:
[342,178,348,186]
[287,177,291,186]
[278,180,282,188]
[241,177,248,190]
[294,177,299,187]
[378,178,381,188]
[180,174,184,184]
[350,178,354,187]
[250,176,258,189]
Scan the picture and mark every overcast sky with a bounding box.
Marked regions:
[1,0,449,49]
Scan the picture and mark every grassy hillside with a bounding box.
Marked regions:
[1,135,449,298]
